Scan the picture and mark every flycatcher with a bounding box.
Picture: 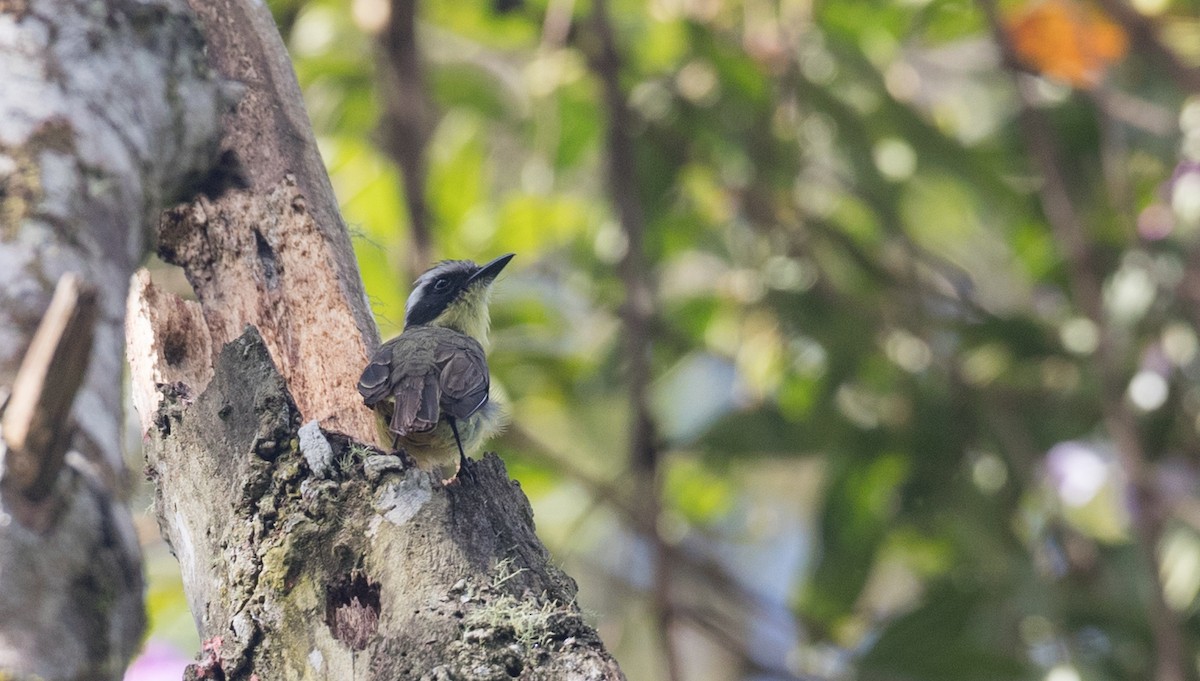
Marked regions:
[358,253,513,482]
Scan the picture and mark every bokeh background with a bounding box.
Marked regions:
[125,0,1200,680]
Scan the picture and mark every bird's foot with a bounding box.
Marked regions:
[441,457,474,486]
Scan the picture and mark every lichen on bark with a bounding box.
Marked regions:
[0,0,230,678]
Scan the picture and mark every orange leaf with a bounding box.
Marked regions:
[1005,0,1128,88]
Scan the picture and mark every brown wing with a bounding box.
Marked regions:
[435,334,490,421]
[357,328,489,436]
[358,336,440,436]
[357,343,394,406]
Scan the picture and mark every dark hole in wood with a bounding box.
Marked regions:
[325,571,381,651]
[254,230,280,289]
[194,149,248,200]
[162,328,188,366]
[506,656,523,677]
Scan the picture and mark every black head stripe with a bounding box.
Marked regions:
[404,261,477,327]
[404,292,444,326]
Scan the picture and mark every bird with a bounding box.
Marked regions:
[357,253,513,482]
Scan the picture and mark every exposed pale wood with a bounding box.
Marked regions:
[125,270,214,435]
[156,180,381,443]
[135,0,383,445]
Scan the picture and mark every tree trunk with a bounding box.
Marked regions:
[0,0,229,679]
[124,0,626,678]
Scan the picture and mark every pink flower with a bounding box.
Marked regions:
[124,641,190,681]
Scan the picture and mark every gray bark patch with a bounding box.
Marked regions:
[298,418,333,478]
[374,468,432,527]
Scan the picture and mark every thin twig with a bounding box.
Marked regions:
[584,563,823,681]
[583,2,679,679]
[979,3,1189,679]
[505,423,789,612]
[540,0,575,49]
[585,0,658,476]
[378,0,434,280]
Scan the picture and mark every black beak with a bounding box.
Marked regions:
[468,253,515,285]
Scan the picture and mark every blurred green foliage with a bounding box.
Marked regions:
[140,0,1200,678]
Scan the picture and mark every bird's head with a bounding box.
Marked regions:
[404,253,514,343]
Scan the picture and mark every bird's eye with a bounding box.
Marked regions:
[433,278,450,292]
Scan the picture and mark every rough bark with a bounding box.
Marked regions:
[0,0,229,487]
[0,0,229,679]
[130,0,383,445]
[141,327,623,679]
[125,0,626,677]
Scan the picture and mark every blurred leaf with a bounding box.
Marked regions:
[800,453,910,627]
[261,0,1200,677]
[427,112,490,248]
[859,581,1030,681]
[429,63,525,122]
[662,456,735,524]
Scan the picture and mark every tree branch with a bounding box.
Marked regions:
[584,3,677,679]
[126,0,626,676]
[138,0,384,445]
[0,0,230,676]
[134,326,625,678]
[377,0,435,281]
[979,3,1190,679]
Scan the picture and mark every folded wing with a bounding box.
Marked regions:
[436,336,490,421]
[357,328,490,437]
